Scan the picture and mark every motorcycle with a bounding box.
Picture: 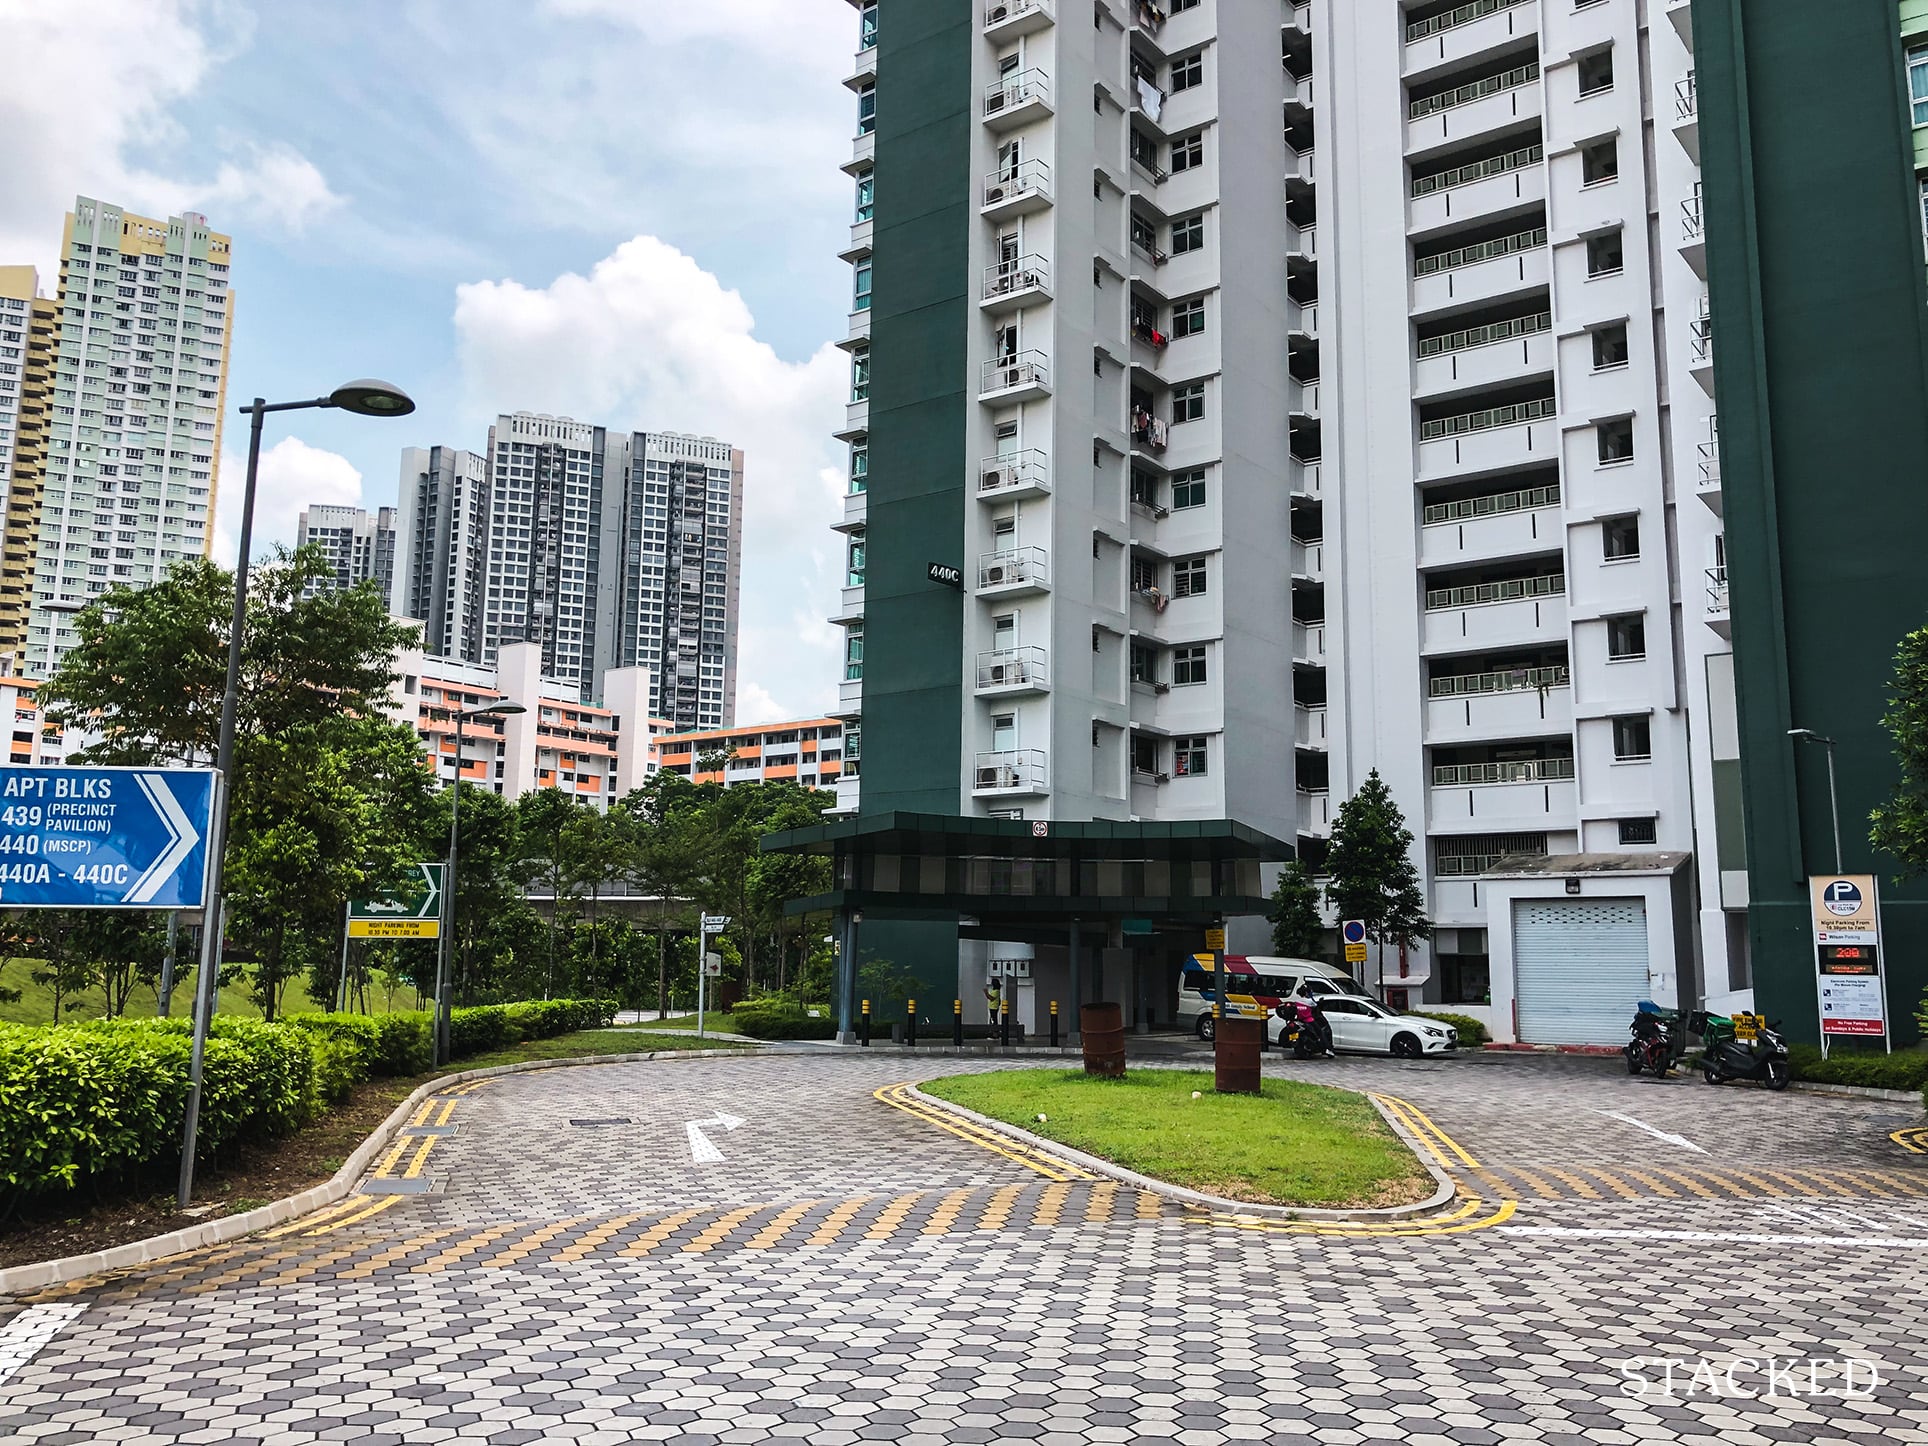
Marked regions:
[1624,1001,1680,1078]
[1275,1000,1334,1059]
[1689,1010,1791,1090]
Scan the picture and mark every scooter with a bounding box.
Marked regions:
[1624,1001,1680,1078]
[1689,1010,1791,1091]
[1275,1000,1334,1059]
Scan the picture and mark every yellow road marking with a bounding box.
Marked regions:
[402,1134,438,1179]
[307,1194,403,1235]
[1893,1127,1928,1155]
[1034,1182,1073,1226]
[1647,1167,1720,1200]
[805,1196,873,1247]
[1504,1166,1564,1201]
[1719,1167,1788,1198]
[1617,1167,1680,1199]
[744,1199,825,1249]
[682,1204,774,1254]
[1083,1181,1120,1223]
[1540,1167,1605,1201]
[976,1183,1026,1230]
[1373,1094,1479,1168]
[924,1188,978,1237]
[1135,1190,1163,1220]
[554,1212,642,1261]
[435,1098,458,1126]
[1373,1096,1457,1172]
[1210,1195,1516,1239]
[1587,1170,1642,1201]
[863,1192,926,1241]
[371,1138,411,1179]
[409,1099,436,1128]
[336,1228,467,1281]
[412,1221,531,1274]
[485,1214,599,1269]
[263,1196,369,1238]
[875,1084,1094,1182]
[616,1208,708,1256]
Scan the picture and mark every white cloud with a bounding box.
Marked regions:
[0,0,341,278]
[214,435,363,568]
[452,235,847,721]
[541,0,850,55]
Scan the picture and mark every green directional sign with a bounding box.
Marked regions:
[348,863,444,938]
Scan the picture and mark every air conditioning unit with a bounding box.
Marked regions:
[986,664,1009,685]
[984,564,1009,585]
[986,92,1007,113]
[982,468,1008,490]
[1152,681,1170,695]
[977,766,1009,789]
[986,186,1007,202]
[989,5,1010,19]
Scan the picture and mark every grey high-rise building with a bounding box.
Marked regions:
[390,413,743,730]
[296,503,395,600]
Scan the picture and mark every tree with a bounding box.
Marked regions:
[1267,858,1327,958]
[1872,624,1928,875]
[517,788,588,998]
[1324,770,1432,952]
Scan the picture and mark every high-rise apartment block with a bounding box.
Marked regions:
[390,413,743,730]
[21,198,231,674]
[0,267,59,661]
[833,0,1755,1045]
[296,503,396,599]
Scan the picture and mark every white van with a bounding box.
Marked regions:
[1176,954,1368,1040]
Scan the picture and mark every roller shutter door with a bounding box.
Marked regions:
[1512,898,1649,1045]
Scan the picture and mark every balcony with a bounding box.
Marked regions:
[1291,538,1324,581]
[1288,223,1318,261]
[1695,432,1721,515]
[836,486,868,533]
[1681,182,1706,277]
[1407,62,1542,157]
[1673,71,1699,163]
[1688,294,1714,394]
[1411,226,1549,314]
[1286,145,1315,184]
[979,450,1051,501]
[980,351,1052,404]
[1425,666,1573,741]
[984,68,1052,131]
[976,645,1050,695]
[1417,396,1557,478]
[1295,704,1328,750]
[1297,788,1331,838]
[1289,377,1321,420]
[1418,482,1560,567]
[1409,142,1545,235]
[831,677,863,721]
[984,0,1053,43]
[979,545,1050,596]
[1291,458,1322,498]
[981,256,1052,312]
[1434,756,1573,787]
[845,46,877,90]
[974,749,1048,796]
[832,583,866,627]
[843,132,875,177]
[1405,0,1538,79]
[1413,311,1553,397]
[1421,574,1566,653]
[1293,618,1327,666]
[1287,298,1319,340]
[982,160,1052,219]
[1706,565,1730,638]
[1431,766,1577,829]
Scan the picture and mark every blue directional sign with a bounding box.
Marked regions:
[0,766,216,909]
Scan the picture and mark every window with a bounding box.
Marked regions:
[1170,132,1204,172]
[1171,214,1204,255]
[1172,468,1206,508]
[1913,47,1928,126]
[1173,735,1208,777]
[1172,382,1205,422]
[1172,555,1208,597]
[849,440,869,494]
[1612,715,1652,761]
[844,625,865,681]
[1577,47,1614,97]
[1131,213,1159,256]
[1130,129,1160,172]
[851,347,870,402]
[855,170,874,223]
[1171,0,1199,11]
[1171,53,1203,92]
[1172,297,1206,337]
[1581,138,1619,185]
[1132,734,1160,776]
[853,259,873,311]
[991,712,1016,752]
[846,534,866,587]
[1130,642,1157,684]
[1592,324,1629,370]
[1130,466,1159,509]
[1587,230,1624,277]
[857,84,876,135]
[859,1,877,49]
[1603,515,1640,560]
[1607,614,1646,660]
[1618,817,1657,846]
[1597,417,1634,464]
[1174,645,1207,685]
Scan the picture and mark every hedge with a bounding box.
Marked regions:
[1,997,617,1208]
[1787,1043,1928,1094]
[731,998,838,1041]
[1411,1011,1490,1047]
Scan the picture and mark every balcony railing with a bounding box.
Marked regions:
[1697,438,1720,486]
[976,645,1049,690]
[984,67,1051,118]
[983,158,1052,207]
[974,749,1047,793]
[1412,142,1544,199]
[1422,482,1560,525]
[1433,757,1575,786]
[1416,310,1551,359]
[1682,183,1704,241]
[1707,565,1729,613]
[1425,573,1565,610]
[979,544,1049,590]
[980,350,1050,395]
[1675,71,1697,121]
[1420,395,1555,441]
[1436,832,1548,876]
[984,0,1052,32]
[1405,0,1532,43]
[983,256,1051,301]
[1415,225,1546,277]
[1428,664,1570,698]
[980,449,1049,497]
[1409,61,1540,121]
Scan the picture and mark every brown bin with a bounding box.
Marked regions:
[1080,1001,1126,1077]
[1215,1016,1264,1095]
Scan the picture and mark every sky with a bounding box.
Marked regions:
[0,0,862,723]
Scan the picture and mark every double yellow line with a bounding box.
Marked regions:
[1372,1092,1479,1170]
[876,1083,1096,1182]
[1893,1126,1928,1156]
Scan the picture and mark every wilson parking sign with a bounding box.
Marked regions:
[0,766,216,909]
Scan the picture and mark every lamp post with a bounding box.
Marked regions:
[1788,727,1843,874]
[177,380,414,1210]
[434,700,526,1066]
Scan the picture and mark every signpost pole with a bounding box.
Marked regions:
[157,911,179,1017]
[334,898,353,1013]
[697,921,709,1039]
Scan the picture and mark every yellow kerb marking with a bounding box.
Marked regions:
[682,1204,773,1254]
[744,1200,824,1249]
[863,1192,927,1241]
[371,1138,411,1179]
[307,1194,404,1234]
[923,1188,977,1236]
[336,1228,467,1281]
[805,1197,873,1247]
[409,1099,436,1128]
[264,1197,367,1238]
[435,1099,458,1126]
[402,1135,439,1179]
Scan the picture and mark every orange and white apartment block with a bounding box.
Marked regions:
[391,640,673,806]
[0,667,71,765]
[655,717,849,797]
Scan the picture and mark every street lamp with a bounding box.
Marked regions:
[433,700,526,1066]
[177,379,415,1209]
[1789,727,1843,874]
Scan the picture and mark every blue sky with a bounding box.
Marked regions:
[0,0,862,721]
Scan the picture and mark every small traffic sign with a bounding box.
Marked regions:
[701,914,731,930]
[349,863,444,937]
[1204,927,1226,951]
[1342,918,1368,964]
[0,766,215,909]
[702,953,723,976]
[1345,943,1368,963]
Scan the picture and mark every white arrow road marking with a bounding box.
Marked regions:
[0,1302,87,1387]
[1597,1110,1708,1154]
[125,773,199,905]
[685,1112,744,1163]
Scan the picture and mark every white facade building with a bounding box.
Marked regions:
[297,503,396,600]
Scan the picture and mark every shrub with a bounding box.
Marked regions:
[732,999,837,1041]
[1411,1011,1489,1047]
[1788,1042,1928,1093]
[447,1004,512,1057]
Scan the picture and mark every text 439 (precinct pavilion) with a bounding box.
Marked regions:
[0,766,216,909]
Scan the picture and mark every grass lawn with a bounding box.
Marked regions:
[637,1010,746,1035]
[0,962,426,1026]
[921,1068,1430,1209]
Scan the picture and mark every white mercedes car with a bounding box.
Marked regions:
[1292,995,1459,1058]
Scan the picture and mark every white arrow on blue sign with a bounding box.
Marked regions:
[0,766,216,909]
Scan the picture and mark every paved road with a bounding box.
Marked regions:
[4,1049,1928,1443]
